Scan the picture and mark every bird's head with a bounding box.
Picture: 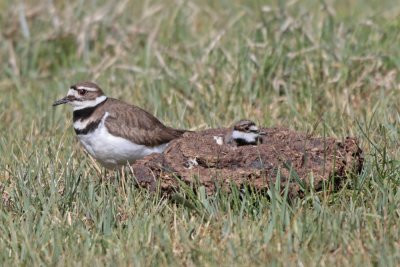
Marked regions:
[233,120,266,135]
[231,120,266,145]
[53,81,107,110]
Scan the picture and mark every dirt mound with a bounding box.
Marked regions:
[130,127,363,197]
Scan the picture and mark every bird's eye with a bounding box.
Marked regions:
[78,89,87,96]
[245,126,249,131]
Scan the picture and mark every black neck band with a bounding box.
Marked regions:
[73,99,106,122]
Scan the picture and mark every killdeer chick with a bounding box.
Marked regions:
[53,81,187,169]
[225,120,266,146]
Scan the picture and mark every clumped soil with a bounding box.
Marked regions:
[130,127,363,197]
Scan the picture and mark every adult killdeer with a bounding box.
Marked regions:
[225,120,266,146]
[53,81,187,169]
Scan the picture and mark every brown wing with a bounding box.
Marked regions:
[104,98,186,147]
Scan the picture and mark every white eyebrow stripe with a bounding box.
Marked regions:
[76,86,98,92]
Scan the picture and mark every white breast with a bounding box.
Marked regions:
[76,112,168,169]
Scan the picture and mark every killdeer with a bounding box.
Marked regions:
[225,120,266,146]
[53,81,187,169]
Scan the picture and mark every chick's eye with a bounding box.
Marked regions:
[78,89,87,96]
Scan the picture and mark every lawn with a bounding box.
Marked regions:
[1,0,400,265]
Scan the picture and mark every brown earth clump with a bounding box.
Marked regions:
[130,127,363,197]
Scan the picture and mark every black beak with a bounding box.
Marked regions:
[259,131,267,135]
[52,96,69,106]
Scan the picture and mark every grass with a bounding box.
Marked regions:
[0,0,400,265]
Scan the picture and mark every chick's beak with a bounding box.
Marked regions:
[52,96,69,106]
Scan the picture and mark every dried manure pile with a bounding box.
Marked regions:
[130,127,363,198]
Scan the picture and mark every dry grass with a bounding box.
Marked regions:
[1,0,400,265]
